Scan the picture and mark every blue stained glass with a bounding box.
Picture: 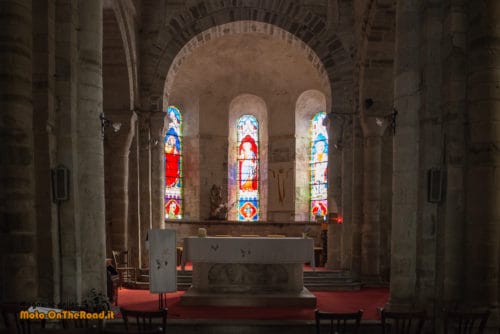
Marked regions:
[165,106,183,219]
[237,115,259,221]
[310,112,328,220]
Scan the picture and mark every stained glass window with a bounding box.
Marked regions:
[164,106,183,219]
[236,115,259,221]
[310,112,328,221]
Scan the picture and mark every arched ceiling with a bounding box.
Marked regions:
[166,31,331,112]
[138,0,355,113]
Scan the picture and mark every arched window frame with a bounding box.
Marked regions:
[228,94,268,222]
[309,111,329,220]
[236,115,260,221]
[164,106,183,219]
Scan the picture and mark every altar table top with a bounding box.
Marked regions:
[182,237,315,266]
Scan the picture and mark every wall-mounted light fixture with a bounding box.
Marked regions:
[322,99,399,150]
[364,98,398,135]
[100,112,122,138]
[376,109,398,135]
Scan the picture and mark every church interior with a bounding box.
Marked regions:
[0,0,499,333]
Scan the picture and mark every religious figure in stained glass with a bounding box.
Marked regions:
[310,112,328,220]
[164,106,183,219]
[237,115,259,221]
[239,136,258,191]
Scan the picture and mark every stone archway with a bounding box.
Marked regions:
[163,21,331,105]
[162,24,332,221]
[141,0,355,114]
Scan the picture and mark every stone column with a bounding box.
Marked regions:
[438,0,467,306]
[150,111,166,230]
[360,116,388,283]
[104,112,137,254]
[464,0,500,312]
[0,0,37,302]
[326,117,344,269]
[137,111,152,268]
[77,0,106,295]
[55,0,81,302]
[128,124,140,268]
[390,0,421,308]
[33,0,57,302]
[340,121,354,270]
[350,118,364,279]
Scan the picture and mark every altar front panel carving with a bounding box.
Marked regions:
[180,237,316,306]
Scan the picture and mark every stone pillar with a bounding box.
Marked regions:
[390,0,421,308]
[33,0,57,302]
[138,111,152,268]
[104,112,137,254]
[414,2,443,307]
[464,0,500,313]
[127,121,140,268]
[360,116,388,283]
[340,121,354,270]
[55,0,81,302]
[77,0,106,295]
[0,0,37,302]
[350,118,364,279]
[150,111,166,230]
[326,117,344,269]
[438,0,467,306]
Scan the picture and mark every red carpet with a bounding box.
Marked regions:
[117,288,388,321]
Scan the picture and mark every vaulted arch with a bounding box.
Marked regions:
[140,0,355,116]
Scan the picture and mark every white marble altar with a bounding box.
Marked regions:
[180,237,317,306]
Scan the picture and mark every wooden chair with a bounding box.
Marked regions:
[315,309,363,334]
[112,250,136,288]
[380,309,426,334]
[37,329,98,334]
[120,308,167,334]
[0,303,46,334]
[443,309,490,334]
[100,329,162,334]
[100,330,162,334]
[62,316,104,330]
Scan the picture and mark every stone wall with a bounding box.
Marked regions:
[165,28,331,223]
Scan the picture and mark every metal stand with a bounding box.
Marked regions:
[158,293,167,309]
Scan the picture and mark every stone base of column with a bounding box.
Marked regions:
[359,274,388,288]
[382,300,419,312]
[324,261,334,270]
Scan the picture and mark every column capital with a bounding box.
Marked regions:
[103,111,137,151]
[150,111,167,141]
[139,94,163,113]
[104,110,137,128]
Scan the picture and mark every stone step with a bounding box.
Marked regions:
[131,269,361,291]
[304,279,356,284]
[306,282,362,291]
[304,271,353,278]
